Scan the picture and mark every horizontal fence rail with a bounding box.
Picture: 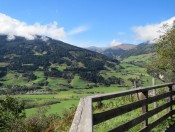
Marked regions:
[70,83,175,132]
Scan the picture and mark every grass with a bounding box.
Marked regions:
[25,100,78,117]
[13,86,127,99]
[70,75,88,88]
[85,85,127,93]
[12,86,127,117]
[50,63,67,71]
[14,94,59,99]
[32,77,46,84]
[23,86,126,117]
[46,77,69,90]
[122,54,153,63]
[2,72,30,86]
[33,71,45,77]
[102,62,162,88]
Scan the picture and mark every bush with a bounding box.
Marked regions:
[0,96,76,131]
[0,96,25,131]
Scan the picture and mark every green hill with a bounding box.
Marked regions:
[120,42,155,58]
[0,35,120,94]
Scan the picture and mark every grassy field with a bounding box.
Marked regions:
[122,53,153,63]
[50,63,67,71]
[12,86,127,117]
[70,75,89,88]
[2,72,30,86]
[0,54,166,131]
[25,100,79,117]
[0,55,163,118]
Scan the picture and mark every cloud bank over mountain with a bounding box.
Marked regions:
[0,13,67,40]
[0,13,89,41]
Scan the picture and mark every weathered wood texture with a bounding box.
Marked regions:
[91,83,174,102]
[168,85,173,112]
[141,91,149,128]
[152,78,158,110]
[93,91,175,125]
[70,98,93,132]
[70,83,175,132]
[109,101,175,132]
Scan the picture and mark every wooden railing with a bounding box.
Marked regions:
[70,83,175,132]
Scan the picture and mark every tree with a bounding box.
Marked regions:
[0,96,25,131]
[155,21,175,72]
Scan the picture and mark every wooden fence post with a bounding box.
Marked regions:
[142,91,148,128]
[152,78,158,118]
[168,85,173,113]
[130,81,137,102]
[152,78,157,108]
[134,81,137,89]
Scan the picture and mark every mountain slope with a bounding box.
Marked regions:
[87,43,136,58]
[0,35,118,71]
[87,43,155,59]
[120,42,155,58]
[111,44,136,50]
[0,35,120,93]
[86,46,107,53]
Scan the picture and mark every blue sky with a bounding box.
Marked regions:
[0,0,175,47]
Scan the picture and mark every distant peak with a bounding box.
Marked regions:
[110,43,136,50]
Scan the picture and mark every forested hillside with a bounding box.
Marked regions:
[0,35,122,94]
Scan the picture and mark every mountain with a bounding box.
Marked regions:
[120,42,155,58]
[87,42,155,59]
[87,43,136,58]
[102,48,125,58]
[0,35,121,94]
[111,44,136,50]
[86,46,107,53]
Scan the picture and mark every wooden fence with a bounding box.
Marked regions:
[70,83,175,132]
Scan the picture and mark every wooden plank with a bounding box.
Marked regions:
[108,101,175,132]
[70,98,84,132]
[92,83,175,102]
[168,86,173,113]
[139,110,175,132]
[70,97,93,132]
[141,91,148,128]
[93,91,175,125]
[152,78,158,111]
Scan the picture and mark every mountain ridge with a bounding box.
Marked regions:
[87,42,155,58]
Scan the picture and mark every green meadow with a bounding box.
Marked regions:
[0,55,163,120]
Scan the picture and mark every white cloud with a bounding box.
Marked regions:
[133,17,175,42]
[0,13,66,40]
[68,25,89,35]
[110,39,122,47]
